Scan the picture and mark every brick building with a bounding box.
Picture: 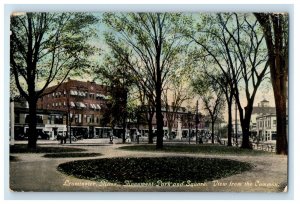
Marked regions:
[37,78,109,138]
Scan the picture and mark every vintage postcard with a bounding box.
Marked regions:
[9,11,288,192]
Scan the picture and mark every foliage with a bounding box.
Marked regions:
[10,12,98,99]
[102,13,190,149]
[58,157,253,184]
[43,152,102,158]
[188,13,269,149]
[10,12,98,148]
[192,75,225,143]
[10,144,86,153]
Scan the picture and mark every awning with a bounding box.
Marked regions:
[76,102,86,108]
[70,102,75,107]
[90,104,96,109]
[70,90,78,96]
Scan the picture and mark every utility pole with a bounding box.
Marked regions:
[195,100,199,144]
[10,99,15,146]
[67,90,71,144]
[235,100,238,147]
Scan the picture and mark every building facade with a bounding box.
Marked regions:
[13,97,66,140]
[256,113,277,142]
[37,78,109,138]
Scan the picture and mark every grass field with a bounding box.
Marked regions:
[43,152,102,158]
[118,144,272,156]
[10,144,86,153]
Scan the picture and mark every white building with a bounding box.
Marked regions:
[251,100,276,132]
[256,113,277,141]
[254,100,277,142]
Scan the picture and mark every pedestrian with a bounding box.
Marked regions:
[136,130,141,144]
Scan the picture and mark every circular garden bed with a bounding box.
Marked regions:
[58,157,253,184]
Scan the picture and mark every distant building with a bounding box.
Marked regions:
[256,113,277,141]
[37,78,109,138]
[136,106,206,139]
[250,99,276,133]
[13,96,66,140]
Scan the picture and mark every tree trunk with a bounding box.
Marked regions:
[148,121,154,144]
[27,98,38,149]
[211,121,215,144]
[156,91,164,149]
[168,125,172,140]
[240,109,253,149]
[122,113,126,144]
[274,89,288,154]
[227,100,233,146]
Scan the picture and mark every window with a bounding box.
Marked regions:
[273,120,276,125]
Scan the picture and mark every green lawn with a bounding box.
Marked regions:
[119,144,272,156]
[43,152,102,158]
[58,157,253,184]
[10,144,86,153]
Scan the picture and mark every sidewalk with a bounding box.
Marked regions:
[9,141,288,192]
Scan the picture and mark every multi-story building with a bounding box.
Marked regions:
[250,99,276,132]
[256,113,277,142]
[37,78,109,138]
[251,99,277,142]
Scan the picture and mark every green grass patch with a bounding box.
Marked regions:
[58,157,253,184]
[44,152,102,158]
[10,144,86,153]
[119,144,271,156]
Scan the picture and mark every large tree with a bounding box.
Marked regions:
[192,75,225,144]
[162,69,191,140]
[188,13,269,149]
[254,13,288,155]
[10,12,97,148]
[103,13,188,149]
[95,56,135,143]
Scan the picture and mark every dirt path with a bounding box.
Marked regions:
[9,143,288,192]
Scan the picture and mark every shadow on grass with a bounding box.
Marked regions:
[58,157,253,184]
[43,152,102,158]
[10,156,20,162]
[10,144,86,153]
[118,144,272,156]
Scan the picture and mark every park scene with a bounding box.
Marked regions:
[9,12,288,192]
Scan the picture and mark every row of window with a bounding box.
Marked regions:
[48,90,108,100]
[257,119,276,129]
[69,113,100,124]
[47,102,101,110]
